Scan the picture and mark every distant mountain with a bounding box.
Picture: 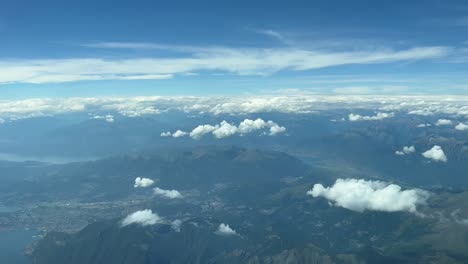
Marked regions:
[1,146,311,203]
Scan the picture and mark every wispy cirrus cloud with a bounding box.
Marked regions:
[0,43,451,84]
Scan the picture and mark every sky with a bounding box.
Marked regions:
[1,0,468,98]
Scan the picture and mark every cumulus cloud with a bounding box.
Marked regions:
[212,121,238,139]
[395,145,416,155]
[160,130,188,138]
[455,122,468,131]
[216,223,237,235]
[237,118,270,134]
[160,131,172,137]
[171,219,182,232]
[164,118,286,140]
[172,130,188,138]
[189,124,218,139]
[153,187,183,199]
[348,112,394,121]
[121,209,162,227]
[435,119,452,126]
[269,123,287,135]
[307,178,429,214]
[422,145,448,162]
[134,177,155,188]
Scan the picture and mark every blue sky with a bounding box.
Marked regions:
[1,0,468,98]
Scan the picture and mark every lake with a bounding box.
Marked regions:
[0,229,38,264]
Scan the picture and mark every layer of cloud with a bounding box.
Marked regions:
[163,118,286,140]
[134,177,155,188]
[348,112,394,121]
[395,145,416,155]
[1,95,468,122]
[216,223,237,235]
[1,44,449,84]
[153,187,183,199]
[422,145,448,162]
[307,178,429,213]
[121,209,162,227]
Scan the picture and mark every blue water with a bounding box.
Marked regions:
[0,229,37,264]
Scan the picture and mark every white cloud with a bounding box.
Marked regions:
[395,145,416,155]
[121,209,162,227]
[435,119,453,126]
[172,130,188,138]
[216,223,237,235]
[422,145,448,162]
[348,112,394,121]
[1,95,468,123]
[171,219,182,232]
[160,131,172,137]
[153,187,183,199]
[189,124,219,139]
[455,122,468,130]
[212,121,238,139]
[269,123,287,135]
[166,118,286,140]
[92,114,114,123]
[307,178,429,213]
[0,44,450,84]
[134,177,155,188]
[237,118,268,134]
[417,123,431,128]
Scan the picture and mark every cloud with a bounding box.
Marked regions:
[153,187,183,199]
[269,123,287,135]
[121,209,162,227]
[455,122,468,130]
[165,118,286,140]
[395,145,416,155]
[417,123,432,128]
[134,177,155,188]
[254,29,293,45]
[348,112,394,121]
[189,124,219,139]
[422,145,448,162]
[160,131,171,137]
[172,130,188,138]
[435,119,453,126]
[0,44,450,84]
[216,223,237,235]
[212,121,238,138]
[171,219,182,232]
[161,130,190,138]
[307,178,429,213]
[1,95,468,122]
[91,114,114,123]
